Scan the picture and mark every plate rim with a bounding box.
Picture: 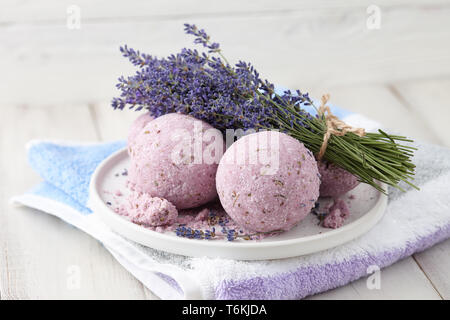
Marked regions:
[89,147,388,259]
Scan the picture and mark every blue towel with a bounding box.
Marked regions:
[28,141,126,214]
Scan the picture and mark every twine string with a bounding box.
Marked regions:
[317,94,366,160]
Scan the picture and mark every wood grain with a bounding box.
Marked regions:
[2,1,448,23]
[1,2,450,105]
[392,79,450,298]
[413,240,450,299]
[307,84,443,145]
[90,102,147,142]
[392,79,450,148]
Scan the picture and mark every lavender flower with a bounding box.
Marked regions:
[112,24,312,132]
[183,24,220,53]
[312,202,328,225]
[174,222,281,241]
[226,229,237,241]
[173,207,280,242]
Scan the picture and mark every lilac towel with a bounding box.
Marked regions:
[11,136,450,299]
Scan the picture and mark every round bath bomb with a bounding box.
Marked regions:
[125,192,178,226]
[128,113,224,209]
[216,131,320,233]
[318,161,360,198]
[127,112,154,149]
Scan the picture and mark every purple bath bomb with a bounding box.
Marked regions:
[318,161,360,198]
[216,131,320,233]
[128,113,224,209]
[127,112,154,149]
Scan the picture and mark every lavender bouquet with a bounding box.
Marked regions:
[112,24,417,193]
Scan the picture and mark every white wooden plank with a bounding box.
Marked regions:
[306,84,442,145]
[2,0,447,23]
[90,102,147,142]
[308,257,441,300]
[0,104,148,299]
[1,5,450,105]
[391,79,450,298]
[392,79,450,148]
[413,239,450,299]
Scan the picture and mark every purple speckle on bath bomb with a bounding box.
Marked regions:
[128,113,224,209]
[318,161,360,198]
[216,131,320,233]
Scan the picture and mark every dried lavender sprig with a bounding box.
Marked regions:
[183,24,221,55]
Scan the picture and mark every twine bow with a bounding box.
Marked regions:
[317,94,366,160]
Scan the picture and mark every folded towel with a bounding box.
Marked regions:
[12,111,450,299]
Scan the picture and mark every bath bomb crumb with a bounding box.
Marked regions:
[195,208,210,222]
[331,199,350,219]
[322,209,345,229]
[318,161,360,198]
[322,199,350,229]
[125,191,178,227]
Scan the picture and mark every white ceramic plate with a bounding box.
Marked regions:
[89,148,388,260]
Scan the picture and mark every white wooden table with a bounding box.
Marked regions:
[1,0,449,299]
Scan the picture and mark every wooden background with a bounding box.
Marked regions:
[1,0,449,299]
